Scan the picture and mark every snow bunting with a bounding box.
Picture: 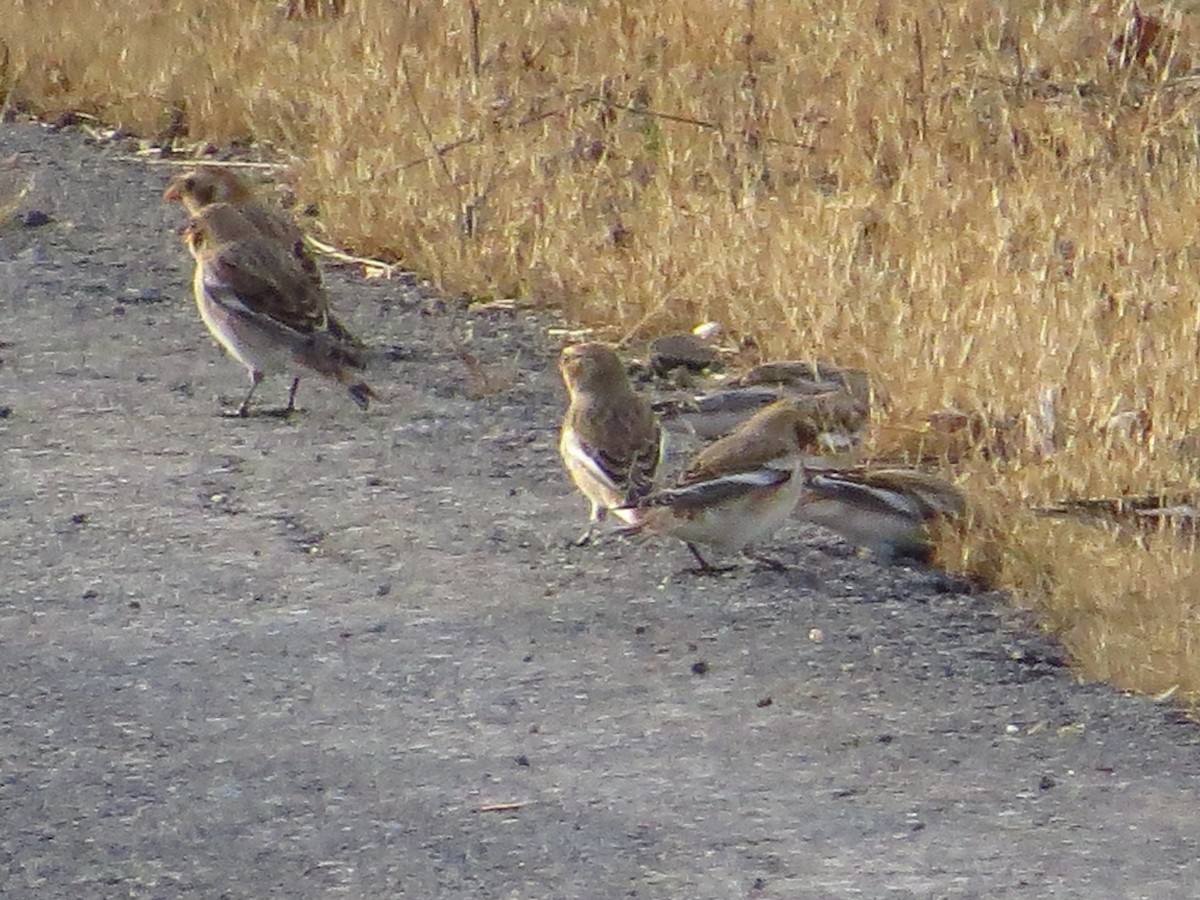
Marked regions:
[163,165,366,345]
[558,343,665,545]
[800,467,966,564]
[182,202,375,417]
[631,399,820,573]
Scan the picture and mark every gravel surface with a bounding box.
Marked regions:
[2,121,1200,899]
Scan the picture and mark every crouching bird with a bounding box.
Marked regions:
[800,467,967,564]
[626,399,820,574]
[182,202,375,417]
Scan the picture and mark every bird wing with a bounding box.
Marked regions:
[804,471,926,520]
[653,467,792,512]
[562,423,663,503]
[238,204,326,290]
[207,239,326,334]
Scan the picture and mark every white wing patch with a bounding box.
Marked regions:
[662,468,790,510]
[808,474,923,519]
[561,426,621,495]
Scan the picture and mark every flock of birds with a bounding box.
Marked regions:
[163,166,969,575]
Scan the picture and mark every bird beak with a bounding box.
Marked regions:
[163,183,181,202]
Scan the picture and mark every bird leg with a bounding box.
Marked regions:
[284,376,301,414]
[223,371,264,418]
[683,543,738,576]
[572,506,606,547]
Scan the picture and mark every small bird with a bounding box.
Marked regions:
[164,166,363,347]
[800,467,966,564]
[558,343,665,545]
[182,202,375,417]
[630,399,820,573]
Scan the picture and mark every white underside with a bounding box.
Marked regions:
[801,497,923,556]
[195,270,299,379]
[559,425,660,525]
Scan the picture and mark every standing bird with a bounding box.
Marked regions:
[182,202,375,417]
[630,400,820,573]
[558,343,665,545]
[164,166,361,346]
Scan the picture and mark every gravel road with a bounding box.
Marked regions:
[2,121,1199,899]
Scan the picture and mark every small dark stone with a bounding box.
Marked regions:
[128,601,141,611]
[691,660,709,676]
[756,696,773,708]
[634,625,646,635]
[877,733,894,744]
[366,622,387,634]
[649,333,719,375]
[515,754,530,767]
[1039,774,1056,791]
[522,654,534,663]
[70,513,87,525]
[111,305,126,316]
[0,406,13,419]
[81,589,99,600]
[18,209,52,228]
[375,583,392,597]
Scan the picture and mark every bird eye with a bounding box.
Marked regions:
[184,177,196,191]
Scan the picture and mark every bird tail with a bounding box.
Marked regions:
[347,380,377,411]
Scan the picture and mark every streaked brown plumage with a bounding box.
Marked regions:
[182,203,374,417]
[558,343,664,545]
[164,166,361,347]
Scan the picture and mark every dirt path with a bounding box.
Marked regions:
[1,121,1199,899]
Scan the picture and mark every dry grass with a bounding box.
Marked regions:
[10,0,1200,697]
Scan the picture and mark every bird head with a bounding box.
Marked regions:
[558,343,631,398]
[164,167,253,212]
